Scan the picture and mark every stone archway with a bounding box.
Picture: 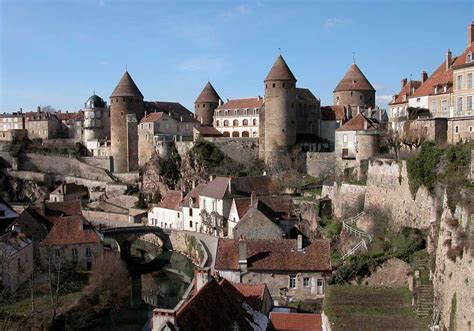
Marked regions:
[242,131,249,137]
[232,131,240,137]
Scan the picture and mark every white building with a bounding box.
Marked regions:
[148,191,183,230]
[181,184,206,232]
[213,97,264,138]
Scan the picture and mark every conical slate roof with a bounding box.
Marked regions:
[195,82,222,103]
[110,71,144,98]
[264,55,297,82]
[334,64,375,92]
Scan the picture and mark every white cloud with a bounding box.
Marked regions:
[324,17,350,30]
[372,84,386,90]
[219,4,250,19]
[376,95,393,102]
[177,55,231,74]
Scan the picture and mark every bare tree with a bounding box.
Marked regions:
[386,129,402,160]
[401,123,427,150]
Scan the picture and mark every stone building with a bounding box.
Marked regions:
[110,71,145,173]
[335,113,379,160]
[194,81,222,126]
[49,182,89,202]
[181,184,206,232]
[25,108,62,139]
[320,105,349,150]
[388,78,423,131]
[0,111,26,141]
[40,215,102,270]
[213,97,263,138]
[148,190,183,230]
[83,94,110,151]
[333,63,376,116]
[215,237,331,302]
[0,231,34,295]
[55,111,84,141]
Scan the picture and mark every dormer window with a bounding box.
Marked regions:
[467,52,472,63]
[434,86,438,94]
[443,85,447,93]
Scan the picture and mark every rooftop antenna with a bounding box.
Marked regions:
[278,47,281,55]
[409,73,413,82]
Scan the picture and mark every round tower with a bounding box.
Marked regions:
[83,94,108,142]
[333,63,376,114]
[194,82,222,126]
[110,71,145,173]
[263,55,297,162]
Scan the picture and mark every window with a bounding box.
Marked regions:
[455,126,459,133]
[343,134,348,144]
[431,101,438,112]
[86,247,92,257]
[303,277,310,287]
[457,75,464,90]
[416,98,421,102]
[467,96,473,111]
[470,126,473,132]
[216,120,220,127]
[189,208,193,216]
[272,83,275,88]
[289,275,296,289]
[468,73,473,89]
[55,249,61,257]
[467,53,472,63]
[242,119,248,126]
[72,248,78,258]
[252,119,257,126]
[189,220,193,228]
[317,279,324,295]
[442,100,448,112]
[457,97,463,112]
[223,120,229,127]
[233,119,239,127]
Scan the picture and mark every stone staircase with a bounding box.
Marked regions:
[412,255,434,317]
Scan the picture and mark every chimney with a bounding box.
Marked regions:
[218,99,223,106]
[228,176,232,195]
[226,98,230,102]
[250,191,257,207]
[421,71,428,83]
[297,234,303,252]
[19,107,23,113]
[446,49,452,70]
[194,267,211,292]
[192,180,196,189]
[468,22,474,46]
[239,236,247,272]
[401,78,408,88]
[37,106,41,112]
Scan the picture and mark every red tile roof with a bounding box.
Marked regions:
[219,278,267,312]
[194,126,222,136]
[42,201,82,217]
[334,64,375,92]
[217,97,264,110]
[55,112,83,121]
[215,238,331,272]
[269,312,323,331]
[389,80,422,105]
[195,82,222,103]
[181,184,206,208]
[335,113,378,132]
[296,88,318,103]
[144,101,197,123]
[265,55,297,82]
[40,216,100,246]
[321,105,347,121]
[232,176,279,196]
[110,71,144,98]
[412,59,456,98]
[233,197,252,219]
[50,183,88,196]
[139,112,164,124]
[452,43,474,68]
[158,190,183,211]
[174,277,260,330]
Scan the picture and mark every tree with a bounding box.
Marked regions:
[40,105,57,113]
[401,122,427,150]
[386,129,402,160]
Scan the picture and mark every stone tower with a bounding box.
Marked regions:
[83,94,109,143]
[194,82,222,126]
[263,55,297,162]
[333,63,375,116]
[110,71,145,173]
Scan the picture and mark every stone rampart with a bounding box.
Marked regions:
[80,156,112,171]
[332,182,366,219]
[363,159,435,231]
[20,153,111,182]
[7,170,53,185]
[83,210,129,225]
[306,152,336,179]
[204,137,259,165]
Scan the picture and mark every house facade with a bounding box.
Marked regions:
[213,97,263,138]
[215,237,331,302]
[148,190,183,230]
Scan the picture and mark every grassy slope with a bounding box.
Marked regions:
[324,285,429,331]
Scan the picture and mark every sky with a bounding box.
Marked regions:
[1,0,474,113]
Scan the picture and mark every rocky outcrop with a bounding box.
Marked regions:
[363,258,412,288]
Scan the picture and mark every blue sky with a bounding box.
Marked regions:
[1,0,474,113]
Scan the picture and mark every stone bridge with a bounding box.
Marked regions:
[100,226,173,258]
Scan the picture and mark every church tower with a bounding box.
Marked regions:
[110,71,145,173]
[333,63,376,116]
[263,55,297,162]
[194,82,222,126]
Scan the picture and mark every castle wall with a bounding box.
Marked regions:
[331,182,366,219]
[203,137,259,165]
[356,133,379,161]
[364,159,435,230]
[80,156,112,171]
[447,116,474,144]
[306,152,336,179]
[333,90,375,112]
[195,101,218,126]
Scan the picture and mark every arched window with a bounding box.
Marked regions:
[216,120,220,127]
[242,119,248,126]
[232,131,240,137]
[253,119,257,126]
[223,131,230,137]
[242,131,249,137]
[252,131,257,137]
[223,120,229,127]
[233,119,239,126]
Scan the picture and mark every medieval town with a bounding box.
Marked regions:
[0,2,473,330]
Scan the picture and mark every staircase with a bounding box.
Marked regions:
[412,254,434,317]
[342,239,368,260]
[342,212,373,243]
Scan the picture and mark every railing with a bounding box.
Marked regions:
[342,239,368,260]
[342,212,373,242]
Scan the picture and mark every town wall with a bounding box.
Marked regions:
[306,152,336,179]
[169,231,207,267]
[433,201,473,330]
[80,156,112,171]
[20,153,111,182]
[447,116,474,144]
[82,210,129,224]
[331,182,366,219]
[363,158,435,230]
